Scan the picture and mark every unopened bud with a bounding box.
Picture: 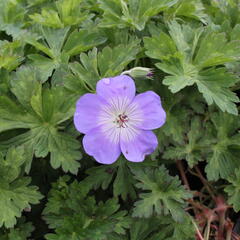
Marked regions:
[121,67,154,80]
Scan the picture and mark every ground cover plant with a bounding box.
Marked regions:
[0,0,240,239]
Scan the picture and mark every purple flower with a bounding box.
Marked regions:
[74,75,166,164]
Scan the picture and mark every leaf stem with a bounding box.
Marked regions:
[204,220,211,240]
[176,160,190,190]
[218,211,226,239]
[226,229,232,240]
[194,166,216,201]
[190,217,205,240]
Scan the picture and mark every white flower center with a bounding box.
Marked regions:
[97,97,143,144]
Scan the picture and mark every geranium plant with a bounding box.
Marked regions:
[0,0,240,239]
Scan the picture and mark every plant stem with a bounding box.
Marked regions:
[204,220,211,240]
[194,166,216,201]
[187,199,205,211]
[191,217,205,240]
[176,160,190,190]
[226,229,232,240]
[218,211,226,239]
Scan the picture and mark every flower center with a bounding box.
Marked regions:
[116,114,129,128]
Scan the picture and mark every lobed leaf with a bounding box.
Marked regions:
[131,165,192,221]
[0,147,42,228]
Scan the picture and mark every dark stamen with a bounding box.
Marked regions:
[116,114,129,128]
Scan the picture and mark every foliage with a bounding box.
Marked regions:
[43,176,131,240]
[0,0,240,239]
[0,218,34,240]
[131,165,192,221]
[82,158,138,200]
[144,20,240,114]
[225,168,240,212]
[69,39,140,90]
[0,66,82,174]
[0,147,42,228]
[163,112,240,181]
[205,112,240,180]
[99,0,179,30]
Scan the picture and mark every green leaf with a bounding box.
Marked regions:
[69,48,99,91]
[158,66,239,116]
[113,160,137,200]
[63,29,107,57]
[0,0,31,42]
[205,112,240,181]
[197,68,239,115]
[165,0,208,24]
[0,66,81,174]
[109,215,195,240]
[25,27,70,82]
[144,21,240,114]
[160,90,189,144]
[49,131,81,174]
[0,69,10,95]
[25,36,55,59]
[0,0,25,25]
[162,215,195,240]
[131,165,192,221]
[83,165,116,191]
[62,73,88,96]
[160,60,197,93]
[83,158,137,200]
[99,0,179,31]
[97,40,141,77]
[69,40,140,89]
[129,217,164,240]
[194,31,240,68]
[43,177,130,240]
[11,65,41,110]
[41,26,70,56]
[144,32,177,61]
[0,95,36,133]
[0,40,24,71]
[0,147,25,183]
[29,9,64,28]
[0,147,43,228]
[0,218,34,240]
[29,0,89,28]
[163,117,206,167]
[28,54,56,83]
[56,0,89,26]
[225,168,240,212]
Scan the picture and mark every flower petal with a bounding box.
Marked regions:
[83,126,121,164]
[120,128,158,162]
[96,75,136,102]
[126,91,166,130]
[74,93,108,134]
